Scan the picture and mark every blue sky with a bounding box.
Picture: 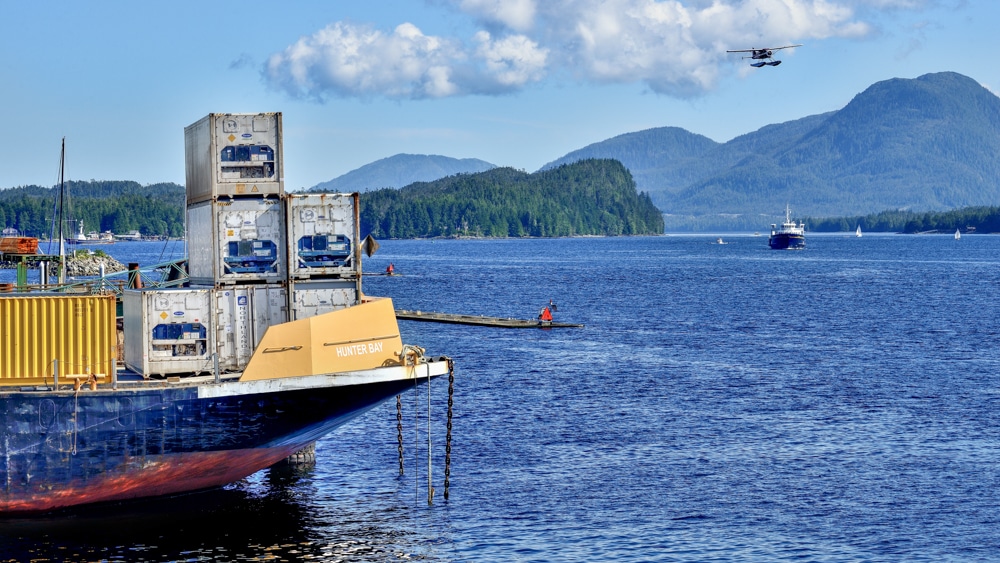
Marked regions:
[0,1,993,191]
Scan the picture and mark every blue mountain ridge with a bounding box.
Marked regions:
[314,72,1000,222]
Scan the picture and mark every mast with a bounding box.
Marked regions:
[58,137,66,284]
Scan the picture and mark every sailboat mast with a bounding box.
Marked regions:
[58,137,66,283]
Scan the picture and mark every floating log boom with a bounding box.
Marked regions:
[395,309,583,328]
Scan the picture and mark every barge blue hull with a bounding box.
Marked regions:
[0,375,428,514]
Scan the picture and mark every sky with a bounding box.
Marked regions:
[1,0,995,192]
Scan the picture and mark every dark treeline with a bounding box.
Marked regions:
[0,181,185,238]
[2,161,663,241]
[359,159,664,238]
[807,206,1000,234]
[15,173,995,239]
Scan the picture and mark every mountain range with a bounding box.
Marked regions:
[312,72,1000,229]
[309,154,496,193]
[544,71,1000,220]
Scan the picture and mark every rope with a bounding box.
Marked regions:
[414,374,419,501]
[156,237,175,262]
[398,344,425,366]
[427,361,434,505]
[72,385,80,455]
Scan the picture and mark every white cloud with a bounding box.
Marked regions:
[458,0,538,31]
[851,0,931,8]
[474,31,548,87]
[264,22,462,100]
[263,21,548,100]
[263,0,936,100]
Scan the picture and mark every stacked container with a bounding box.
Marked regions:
[123,285,289,375]
[124,113,290,376]
[213,285,287,371]
[124,112,365,377]
[184,112,284,204]
[184,113,287,286]
[285,193,362,320]
[123,288,214,376]
[186,197,286,285]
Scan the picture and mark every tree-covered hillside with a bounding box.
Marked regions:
[3,161,661,240]
[541,72,1000,229]
[690,71,1000,216]
[540,127,721,194]
[0,181,185,238]
[358,159,663,238]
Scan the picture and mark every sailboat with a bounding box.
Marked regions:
[43,138,84,281]
[856,225,862,237]
[955,228,961,240]
[55,138,68,282]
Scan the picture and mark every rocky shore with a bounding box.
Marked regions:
[1,253,128,276]
[65,253,127,276]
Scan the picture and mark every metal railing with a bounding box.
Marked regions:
[1,258,189,296]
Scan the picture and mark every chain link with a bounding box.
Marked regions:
[396,394,404,475]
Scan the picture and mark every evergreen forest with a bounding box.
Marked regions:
[6,168,1000,239]
[357,159,664,238]
[1,160,663,240]
[539,72,1000,229]
[0,181,185,238]
[807,206,1000,234]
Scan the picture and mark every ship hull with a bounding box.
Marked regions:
[768,233,805,250]
[0,362,447,514]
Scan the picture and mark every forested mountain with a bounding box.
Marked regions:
[309,154,496,193]
[0,181,184,238]
[540,127,721,194]
[358,159,663,238]
[540,72,1000,229]
[3,162,659,240]
[5,173,998,239]
[6,73,996,237]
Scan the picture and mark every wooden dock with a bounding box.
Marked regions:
[395,309,583,329]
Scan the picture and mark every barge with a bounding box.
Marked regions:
[0,112,451,514]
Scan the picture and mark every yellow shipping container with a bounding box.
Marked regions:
[0,294,117,386]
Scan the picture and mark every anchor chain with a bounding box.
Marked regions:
[393,356,455,504]
[444,358,454,500]
[396,395,404,475]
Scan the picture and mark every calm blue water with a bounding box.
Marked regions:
[2,234,999,562]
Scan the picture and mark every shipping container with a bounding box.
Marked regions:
[184,112,284,205]
[248,284,288,342]
[187,197,287,285]
[123,284,288,376]
[286,193,361,279]
[214,284,287,371]
[288,278,360,321]
[0,294,117,386]
[123,288,215,377]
